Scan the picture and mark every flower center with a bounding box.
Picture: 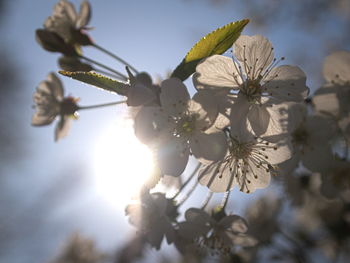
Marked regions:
[240,80,262,103]
[173,114,198,137]
[60,97,79,115]
[229,138,252,159]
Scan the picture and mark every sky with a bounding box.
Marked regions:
[0,0,349,262]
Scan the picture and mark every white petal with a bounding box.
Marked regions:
[31,113,56,126]
[189,90,219,130]
[133,106,164,145]
[323,50,350,84]
[61,0,78,24]
[190,132,227,163]
[76,0,91,28]
[160,78,190,116]
[47,72,64,99]
[313,85,340,117]
[234,35,274,79]
[54,115,71,141]
[241,159,271,193]
[264,65,308,102]
[127,83,156,106]
[157,137,189,176]
[262,139,292,165]
[229,94,252,141]
[194,55,241,89]
[247,104,270,136]
[198,159,236,193]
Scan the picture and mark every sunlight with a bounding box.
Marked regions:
[93,118,154,207]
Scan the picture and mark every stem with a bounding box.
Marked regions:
[172,163,201,199]
[79,55,128,81]
[92,43,139,74]
[78,100,126,110]
[201,191,213,210]
[177,182,198,206]
[220,191,230,210]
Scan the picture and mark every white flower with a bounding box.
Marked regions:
[177,208,257,255]
[313,50,350,119]
[198,126,291,193]
[194,35,308,136]
[323,50,350,85]
[126,71,159,107]
[32,72,79,141]
[134,78,227,176]
[279,104,335,174]
[44,0,91,45]
[125,192,176,250]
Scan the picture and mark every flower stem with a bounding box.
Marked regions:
[79,55,128,81]
[177,182,198,206]
[172,163,201,199]
[78,100,126,110]
[92,43,139,75]
[201,191,213,210]
[220,191,230,210]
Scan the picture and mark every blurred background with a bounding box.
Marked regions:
[0,0,349,262]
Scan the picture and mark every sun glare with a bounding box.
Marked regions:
[93,118,154,207]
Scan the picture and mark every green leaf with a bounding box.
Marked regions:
[59,71,128,95]
[171,19,249,81]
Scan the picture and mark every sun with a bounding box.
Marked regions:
[93,118,154,207]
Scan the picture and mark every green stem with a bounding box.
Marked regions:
[177,182,198,206]
[92,43,139,74]
[78,100,126,110]
[172,163,201,199]
[79,55,128,81]
[201,191,213,210]
[220,191,230,210]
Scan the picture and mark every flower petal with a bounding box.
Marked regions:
[234,35,274,79]
[160,78,190,116]
[323,50,350,84]
[198,160,236,193]
[190,131,228,163]
[194,55,241,89]
[247,104,270,136]
[190,90,219,130]
[264,65,308,102]
[134,106,164,145]
[229,94,252,141]
[157,137,189,176]
[76,0,91,28]
[127,83,156,107]
[54,115,71,141]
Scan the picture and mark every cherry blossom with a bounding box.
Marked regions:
[32,72,79,141]
[134,78,227,176]
[198,126,291,193]
[44,0,92,45]
[194,35,309,136]
[177,208,257,255]
[125,192,177,250]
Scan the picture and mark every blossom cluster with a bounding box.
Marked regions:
[33,1,350,262]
